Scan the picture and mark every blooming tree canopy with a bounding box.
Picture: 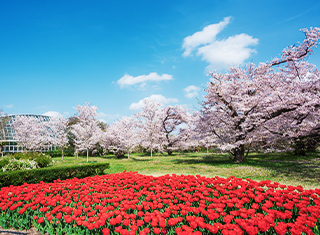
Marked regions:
[135,99,163,158]
[159,105,191,155]
[46,116,69,160]
[178,111,204,151]
[12,115,45,151]
[200,27,320,162]
[104,116,139,158]
[71,103,102,162]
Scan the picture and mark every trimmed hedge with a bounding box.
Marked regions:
[0,162,110,188]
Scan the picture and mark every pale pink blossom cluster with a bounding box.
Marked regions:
[13,116,45,151]
[12,115,69,158]
[71,104,103,162]
[199,27,320,162]
[70,101,195,160]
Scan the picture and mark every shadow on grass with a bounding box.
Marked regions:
[172,153,232,166]
[129,157,152,162]
[80,161,97,163]
[250,151,320,161]
[131,152,179,158]
[101,155,153,161]
[171,151,320,183]
[100,155,120,159]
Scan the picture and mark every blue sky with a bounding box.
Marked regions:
[1,0,320,124]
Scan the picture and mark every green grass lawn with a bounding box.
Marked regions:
[51,151,320,190]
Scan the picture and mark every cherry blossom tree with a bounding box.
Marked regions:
[177,111,202,152]
[104,116,139,158]
[71,103,102,162]
[12,115,45,151]
[46,116,69,160]
[199,136,216,154]
[257,64,320,155]
[200,27,320,163]
[135,99,163,158]
[159,105,191,155]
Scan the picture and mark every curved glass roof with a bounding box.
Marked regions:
[0,114,52,141]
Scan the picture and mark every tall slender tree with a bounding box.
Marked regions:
[159,105,189,155]
[178,111,202,151]
[136,99,162,158]
[71,103,102,162]
[46,116,69,160]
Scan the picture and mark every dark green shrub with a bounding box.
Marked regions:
[46,149,74,158]
[0,158,10,169]
[8,152,38,160]
[0,162,110,187]
[7,152,25,160]
[45,150,60,158]
[33,153,54,168]
[115,150,125,158]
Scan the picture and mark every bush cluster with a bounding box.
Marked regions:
[0,162,110,188]
[7,152,54,168]
[0,157,10,169]
[46,150,74,158]
[0,157,38,172]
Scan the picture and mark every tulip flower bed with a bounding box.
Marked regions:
[0,172,319,235]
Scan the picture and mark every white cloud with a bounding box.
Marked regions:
[129,94,179,110]
[43,111,62,118]
[98,119,107,124]
[97,112,109,118]
[98,113,120,124]
[184,85,200,98]
[197,34,258,70]
[97,112,120,123]
[5,104,13,108]
[117,72,173,88]
[184,85,200,93]
[182,17,259,69]
[182,17,231,57]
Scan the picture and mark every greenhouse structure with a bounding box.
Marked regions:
[0,114,56,153]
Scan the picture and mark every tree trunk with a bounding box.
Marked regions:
[306,138,318,152]
[233,145,245,163]
[128,152,130,159]
[61,149,64,161]
[293,138,306,156]
[294,145,306,156]
[166,145,173,155]
[87,149,89,162]
[150,139,153,159]
[166,142,173,155]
